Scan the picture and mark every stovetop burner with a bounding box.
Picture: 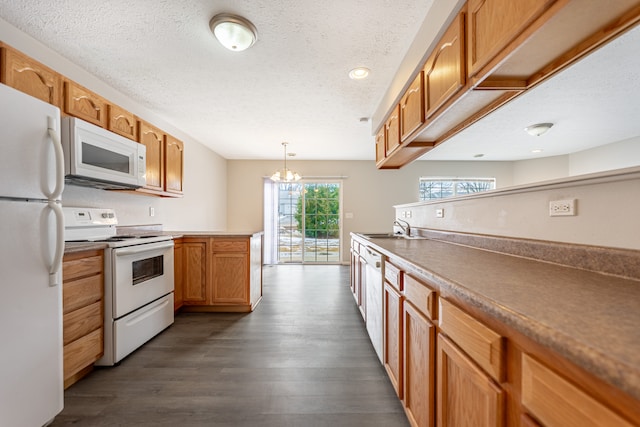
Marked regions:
[63,207,172,248]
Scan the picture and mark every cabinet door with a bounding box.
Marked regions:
[108,104,137,141]
[424,11,466,120]
[467,0,555,78]
[63,80,108,128]
[173,240,184,311]
[211,252,248,304]
[400,73,424,141]
[385,105,401,156]
[384,282,403,399]
[165,135,184,195]
[182,240,208,305]
[138,120,165,191]
[404,301,435,427]
[1,46,62,106]
[375,127,386,164]
[437,334,504,427]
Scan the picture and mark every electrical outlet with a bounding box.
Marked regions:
[549,199,576,216]
[436,208,444,218]
[149,207,155,217]
[406,210,412,218]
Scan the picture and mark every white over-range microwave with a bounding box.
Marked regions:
[61,117,146,190]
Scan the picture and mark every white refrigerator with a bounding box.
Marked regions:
[0,83,65,426]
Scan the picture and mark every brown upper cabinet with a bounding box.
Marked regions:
[466,0,557,81]
[1,41,184,197]
[423,10,466,120]
[385,105,401,156]
[0,44,62,107]
[165,134,184,196]
[375,127,386,165]
[137,119,165,192]
[400,73,424,141]
[136,121,184,197]
[375,0,640,169]
[108,103,138,141]
[64,80,108,128]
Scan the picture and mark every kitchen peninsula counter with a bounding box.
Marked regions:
[352,232,640,404]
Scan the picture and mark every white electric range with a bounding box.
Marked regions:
[64,207,175,365]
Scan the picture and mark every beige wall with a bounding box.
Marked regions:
[1,18,227,230]
[396,167,640,250]
[227,160,513,262]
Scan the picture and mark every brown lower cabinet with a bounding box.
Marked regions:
[437,334,504,427]
[178,234,263,312]
[351,237,640,427]
[404,300,435,427]
[62,249,104,389]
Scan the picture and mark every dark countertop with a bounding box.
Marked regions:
[352,233,640,401]
[167,231,263,238]
[63,231,264,254]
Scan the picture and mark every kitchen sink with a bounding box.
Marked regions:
[360,233,426,240]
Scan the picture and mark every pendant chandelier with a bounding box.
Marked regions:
[270,142,301,182]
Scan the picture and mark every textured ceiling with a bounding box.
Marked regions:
[0,0,434,160]
[0,1,638,162]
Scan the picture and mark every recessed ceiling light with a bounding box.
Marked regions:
[210,13,258,52]
[349,67,370,80]
[531,149,544,153]
[524,123,554,136]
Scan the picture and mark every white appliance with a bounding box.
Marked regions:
[364,246,384,363]
[0,84,65,426]
[61,116,147,190]
[63,207,175,366]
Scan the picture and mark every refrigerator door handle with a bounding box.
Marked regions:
[47,116,65,200]
[48,201,65,287]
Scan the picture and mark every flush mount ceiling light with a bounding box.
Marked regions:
[271,142,301,182]
[349,67,370,80]
[524,122,554,136]
[209,13,257,52]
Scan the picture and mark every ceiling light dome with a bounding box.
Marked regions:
[524,122,554,136]
[209,13,257,52]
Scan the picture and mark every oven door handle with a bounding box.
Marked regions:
[115,242,174,256]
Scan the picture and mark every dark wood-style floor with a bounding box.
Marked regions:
[51,265,409,426]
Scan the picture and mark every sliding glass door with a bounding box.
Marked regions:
[265,180,342,264]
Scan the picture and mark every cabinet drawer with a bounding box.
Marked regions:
[63,328,103,380]
[212,239,248,252]
[63,301,102,345]
[384,261,402,291]
[63,254,103,281]
[439,298,504,382]
[63,273,103,314]
[404,274,436,321]
[522,354,633,427]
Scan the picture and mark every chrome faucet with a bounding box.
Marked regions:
[393,218,410,236]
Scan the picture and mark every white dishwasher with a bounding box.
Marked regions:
[364,246,384,363]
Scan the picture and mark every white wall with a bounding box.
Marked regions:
[512,155,569,185]
[227,160,513,262]
[396,167,640,250]
[1,18,227,230]
[569,136,640,176]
